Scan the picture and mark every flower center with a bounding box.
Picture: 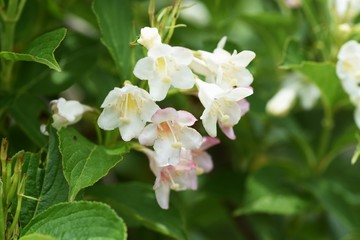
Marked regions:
[158,121,182,148]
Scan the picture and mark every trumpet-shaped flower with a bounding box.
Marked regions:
[137,27,162,49]
[142,148,197,209]
[138,107,203,166]
[196,79,253,139]
[336,40,360,102]
[51,97,92,129]
[98,82,159,141]
[133,43,195,101]
[336,40,360,129]
[191,37,255,90]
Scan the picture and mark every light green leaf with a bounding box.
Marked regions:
[0,28,67,72]
[92,0,133,79]
[58,128,129,201]
[234,167,308,216]
[20,233,56,240]
[21,201,126,240]
[87,182,187,240]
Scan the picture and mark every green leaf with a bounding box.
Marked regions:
[234,166,308,216]
[34,127,69,215]
[21,201,126,240]
[9,94,47,148]
[291,61,346,107]
[87,182,187,240]
[307,179,360,231]
[20,233,56,240]
[20,152,43,227]
[58,128,129,201]
[0,28,67,72]
[92,0,133,79]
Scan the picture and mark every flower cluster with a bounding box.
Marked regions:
[336,40,360,128]
[50,26,255,209]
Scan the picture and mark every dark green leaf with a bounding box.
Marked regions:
[87,182,187,240]
[21,201,126,240]
[0,28,67,72]
[235,167,309,216]
[20,152,43,227]
[58,128,129,201]
[92,0,133,79]
[9,94,47,148]
[33,127,69,215]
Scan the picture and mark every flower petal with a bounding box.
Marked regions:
[232,50,256,67]
[154,179,170,209]
[176,110,197,126]
[171,65,195,89]
[172,47,193,65]
[179,127,203,149]
[139,124,158,146]
[100,88,121,108]
[148,77,171,101]
[97,107,120,130]
[154,138,181,166]
[133,57,155,80]
[119,113,146,141]
[148,44,172,59]
[201,106,217,137]
[219,124,236,140]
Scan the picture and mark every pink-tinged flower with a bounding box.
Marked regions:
[133,43,195,101]
[139,108,203,166]
[142,148,198,209]
[98,82,159,141]
[191,37,255,90]
[191,136,220,173]
[196,79,253,139]
[50,98,92,130]
[137,27,162,49]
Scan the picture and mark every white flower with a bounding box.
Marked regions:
[180,0,211,28]
[137,27,162,49]
[138,107,203,166]
[196,79,253,139]
[97,82,159,141]
[330,0,360,20]
[336,40,360,129]
[51,97,92,129]
[336,40,360,102]
[191,37,255,90]
[133,43,195,101]
[266,73,320,116]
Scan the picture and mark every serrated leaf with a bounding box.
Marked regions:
[92,0,133,79]
[33,127,69,215]
[87,182,187,240]
[0,28,67,72]
[21,201,126,240]
[20,152,43,227]
[20,233,56,240]
[58,128,129,201]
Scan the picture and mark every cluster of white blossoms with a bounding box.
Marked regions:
[50,27,255,209]
[336,40,360,128]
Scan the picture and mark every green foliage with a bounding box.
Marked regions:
[58,128,129,201]
[0,28,67,72]
[21,201,126,240]
[92,0,133,79]
[88,182,187,240]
